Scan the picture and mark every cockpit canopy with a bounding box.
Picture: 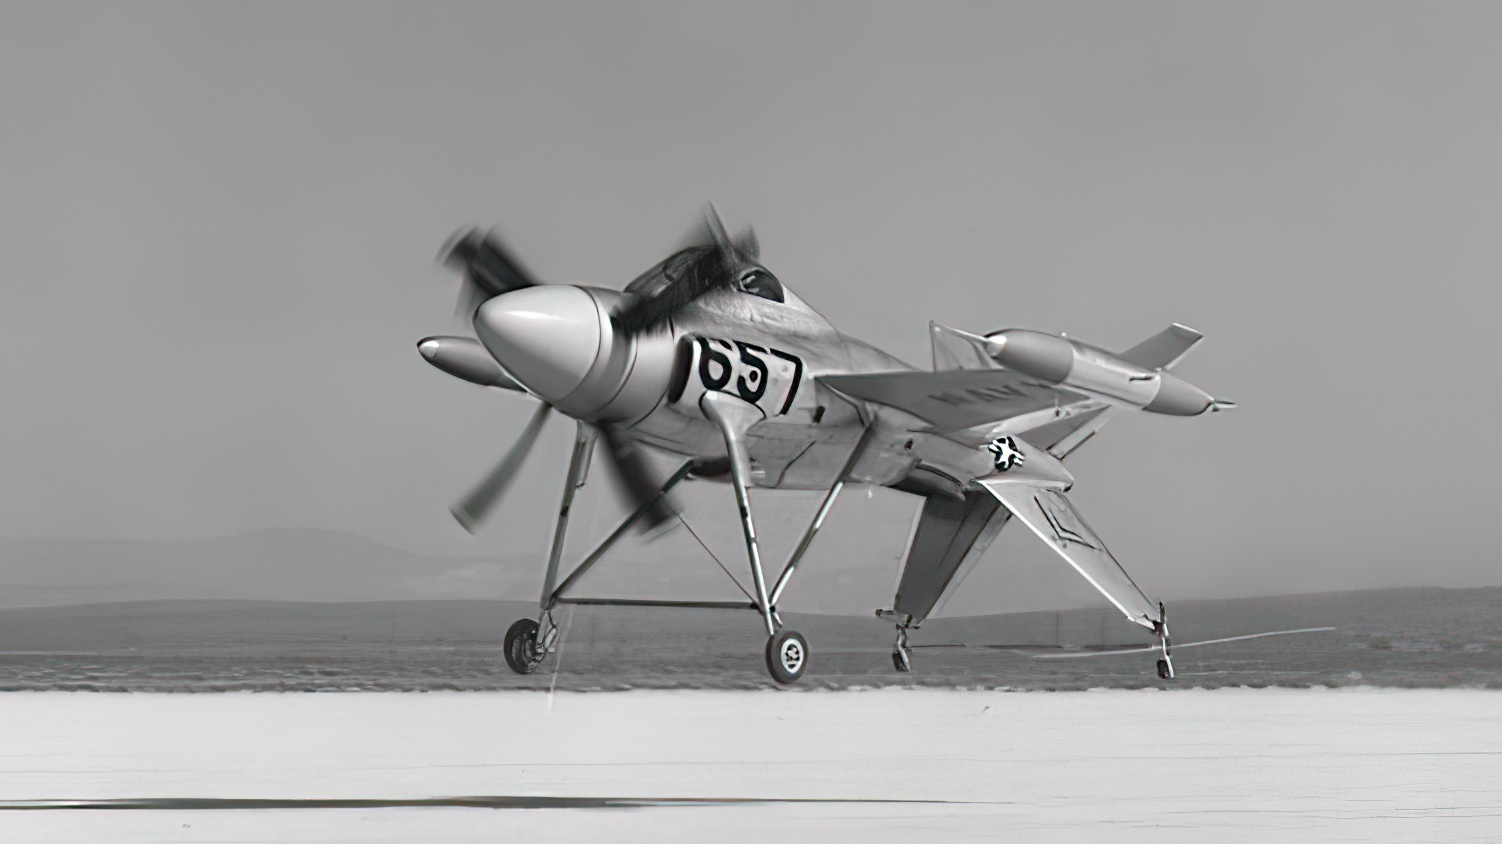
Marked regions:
[624,246,785,304]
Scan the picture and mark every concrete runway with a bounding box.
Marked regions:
[1,689,1499,842]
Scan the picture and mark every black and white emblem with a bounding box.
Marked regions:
[987,436,1024,472]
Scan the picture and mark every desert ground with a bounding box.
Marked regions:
[0,688,1498,842]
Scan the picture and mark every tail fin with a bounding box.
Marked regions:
[1119,324,1203,371]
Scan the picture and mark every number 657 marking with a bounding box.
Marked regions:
[696,337,803,415]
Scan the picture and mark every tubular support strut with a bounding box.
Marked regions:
[1156,601,1175,679]
[768,423,876,608]
[544,460,695,610]
[556,598,758,610]
[539,422,596,612]
[701,392,777,638]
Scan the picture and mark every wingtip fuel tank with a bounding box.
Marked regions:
[416,336,522,391]
[984,328,1223,416]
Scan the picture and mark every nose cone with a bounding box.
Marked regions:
[474,286,603,403]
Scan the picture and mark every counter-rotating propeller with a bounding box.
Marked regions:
[435,206,751,534]
[612,204,758,336]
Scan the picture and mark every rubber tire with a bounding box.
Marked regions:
[765,629,809,684]
[892,648,912,673]
[1156,659,1172,680]
[504,618,542,675]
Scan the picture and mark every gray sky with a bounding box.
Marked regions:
[2,2,1499,607]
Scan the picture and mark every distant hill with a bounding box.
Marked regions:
[0,529,541,608]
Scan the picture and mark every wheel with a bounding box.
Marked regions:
[1156,658,1173,680]
[765,629,809,684]
[892,648,912,673]
[504,618,542,675]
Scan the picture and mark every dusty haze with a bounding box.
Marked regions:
[1,2,1498,611]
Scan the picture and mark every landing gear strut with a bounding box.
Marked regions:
[501,404,847,685]
[1155,601,1175,680]
[892,627,912,673]
[704,392,814,685]
[878,610,915,672]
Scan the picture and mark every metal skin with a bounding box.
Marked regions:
[469,283,925,490]
[421,217,1231,683]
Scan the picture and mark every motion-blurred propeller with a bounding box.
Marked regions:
[450,402,552,533]
[440,228,539,329]
[598,423,677,531]
[613,204,760,336]
[451,410,678,535]
[437,208,761,534]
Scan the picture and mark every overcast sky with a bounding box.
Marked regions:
[1,2,1499,607]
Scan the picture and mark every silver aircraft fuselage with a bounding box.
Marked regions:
[472,279,956,495]
[629,289,933,492]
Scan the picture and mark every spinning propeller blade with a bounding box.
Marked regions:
[450,402,552,533]
[598,423,678,531]
[441,228,539,296]
[434,209,752,534]
[440,228,540,329]
[613,204,757,336]
[451,275,490,329]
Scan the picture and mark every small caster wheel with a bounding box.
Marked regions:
[1156,658,1174,680]
[765,629,808,684]
[892,648,912,673]
[504,618,542,675]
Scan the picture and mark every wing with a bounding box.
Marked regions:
[825,322,1103,436]
[891,489,1012,625]
[818,369,1087,433]
[851,323,1166,628]
[1018,405,1116,460]
[978,473,1159,630]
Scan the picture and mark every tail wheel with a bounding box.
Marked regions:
[504,618,542,675]
[765,629,809,684]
